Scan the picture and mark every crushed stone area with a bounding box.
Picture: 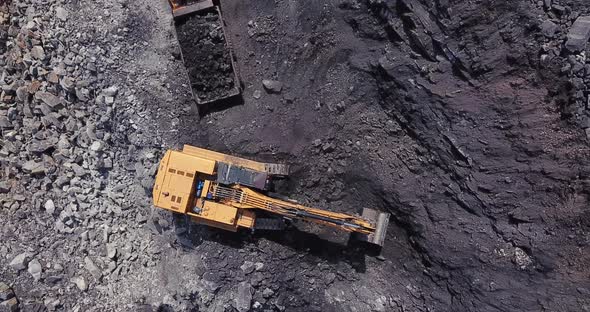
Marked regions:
[1,0,590,311]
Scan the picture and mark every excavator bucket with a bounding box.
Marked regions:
[352,208,390,247]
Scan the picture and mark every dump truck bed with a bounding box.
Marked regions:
[171,1,241,106]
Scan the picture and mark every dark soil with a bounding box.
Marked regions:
[166,0,590,311]
[176,11,236,103]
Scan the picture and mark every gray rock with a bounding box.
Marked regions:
[30,46,45,60]
[35,92,64,110]
[15,86,28,102]
[55,7,67,21]
[552,4,566,15]
[566,16,590,52]
[0,283,14,301]
[541,20,558,38]
[240,261,255,274]
[322,142,335,153]
[0,297,18,312]
[262,80,283,93]
[262,287,274,298]
[103,86,118,97]
[0,182,9,194]
[0,117,10,129]
[90,141,103,152]
[45,199,55,214]
[60,77,75,93]
[70,163,87,177]
[75,88,90,102]
[71,276,88,291]
[201,279,220,293]
[28,259,42,281]
[9,253,30,271]
[22,160,46,175]
[29,139,56,154]
[106,244,117,259]
[254,262,264,271]
[252,90,262,99]
[543,0,551,10]
[84,257,102,279]
[235,282,253,312]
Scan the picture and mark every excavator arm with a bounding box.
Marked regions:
[210,183,376,234]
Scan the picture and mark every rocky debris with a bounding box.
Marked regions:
[566,16,590,52]
[239,261,255,274]
[21,161,46,175]
[540,20,558,38]
[262,79,283,93]
[262,287,274,298]
[28,259,42,282]
[71,277,88,292]
[0,297,18,312]
[106,244,117,260]
[34,92,64,111]
[9,253,30,271]
[55,7,67,21]
[0,283,14,302]
[30,46,45,60]
[0,182,10,194]
[44,200,55,215]
[252,89,262,99]
[84,257,102,279]
[90,141,104,152]
[235,282,253,312]
[514,247,533,269]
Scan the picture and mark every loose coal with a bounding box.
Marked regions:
[176,11,236,104]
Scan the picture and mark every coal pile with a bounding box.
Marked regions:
[176,12,237,104]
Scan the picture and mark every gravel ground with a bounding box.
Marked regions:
[1,0,590,311]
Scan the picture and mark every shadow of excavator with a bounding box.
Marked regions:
[169,213,382,273]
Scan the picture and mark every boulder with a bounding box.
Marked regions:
[22,160,46,175]
[540,20,558,38]
[55,7,67,21]
[71,276,88,291]
[0,283,14,301]
[9,253,30,271]
[30,46,45,60]
[262,80,283,93]
[34,92,64,110]
[566,16,590,52]
[28,259,42,281]
[0,297,18,312]
[235,282,252,312]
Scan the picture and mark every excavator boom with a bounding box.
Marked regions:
[152,145,390,247]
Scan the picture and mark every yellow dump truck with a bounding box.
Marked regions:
[152,145,390,247]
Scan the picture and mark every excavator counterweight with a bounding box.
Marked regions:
[152,145,390,247]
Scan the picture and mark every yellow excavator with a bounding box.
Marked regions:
[152,145,390,247]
